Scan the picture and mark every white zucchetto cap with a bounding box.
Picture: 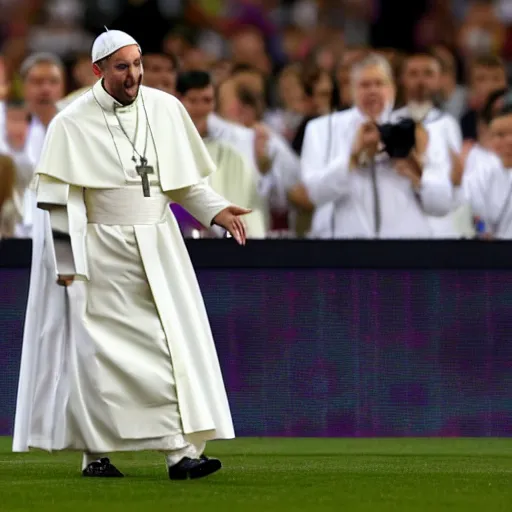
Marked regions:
[91,29,141,63]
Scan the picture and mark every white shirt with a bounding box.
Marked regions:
[301,107,453,238]
[464,143,502,180]
[462,149,512,238]
[392,106,474,238]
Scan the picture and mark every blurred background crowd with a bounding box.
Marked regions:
[1,0,512,240]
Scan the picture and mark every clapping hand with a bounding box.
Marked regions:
[213,205,252,245]
[395,156,422,188]
[351,121,381,167]
[394,124,428,188]
[254,123,272,174]
[451,141,473,186]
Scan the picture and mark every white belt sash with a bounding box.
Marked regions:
[85,186,170,225]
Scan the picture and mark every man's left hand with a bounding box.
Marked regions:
[213,206,252,245]
[254,123,272,174]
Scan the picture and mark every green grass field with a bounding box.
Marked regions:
[0,437,511,511]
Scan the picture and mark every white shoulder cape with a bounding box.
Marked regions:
[37,85,215,191]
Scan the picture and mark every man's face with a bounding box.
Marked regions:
[277,71,307,114]
[402,56,441,103]
[490,113,512,167]
[23,62,64,109]
[353,65,395,119]
[100,45,142,105]
[6,107,29,150]
[143,54,176,95]
[471,65,507,107]
[231,30,265,64]
[181,85,215,127]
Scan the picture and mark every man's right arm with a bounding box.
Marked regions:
[299,119,358,207]
[37,174,88,284]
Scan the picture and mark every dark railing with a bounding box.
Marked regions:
[3,238,512,269]
[1,239,511,437]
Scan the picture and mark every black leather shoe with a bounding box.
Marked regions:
[168,456,222,480]
[82,457,124,478]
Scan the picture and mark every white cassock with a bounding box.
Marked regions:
[392,106,473,238]
[301,107,453,238]
[13,81,234,455]
[462,150,512,238]
[204,138,266,238]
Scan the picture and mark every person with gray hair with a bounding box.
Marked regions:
[349,53,394,89]
[291,52,454,238]
[20,52,66,139]
[3,53,67,241]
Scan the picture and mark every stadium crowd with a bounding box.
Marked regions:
[1,0,512,239]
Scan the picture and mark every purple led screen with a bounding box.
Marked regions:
[1,268,512,437]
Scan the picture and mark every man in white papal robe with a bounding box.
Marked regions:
[13,30,249,481]
[299,54,453,238]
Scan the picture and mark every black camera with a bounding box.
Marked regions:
[377,118,416,159]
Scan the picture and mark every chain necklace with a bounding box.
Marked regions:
[113,101,149,165]
[92,86,160,179]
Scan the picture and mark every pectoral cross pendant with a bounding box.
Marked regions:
[136,160,154,197]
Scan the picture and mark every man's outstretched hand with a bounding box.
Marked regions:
[213,206,252,245]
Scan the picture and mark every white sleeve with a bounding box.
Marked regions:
[301,120,352,206]
[301,119,326,181]
[462,165,492,221]
[417,140,454,217]
[168,181,230,227]
[446,116,463,153]
[303,156,352,206]
[36,175,88,279]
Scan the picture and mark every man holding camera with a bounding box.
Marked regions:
[296,53,453,238]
